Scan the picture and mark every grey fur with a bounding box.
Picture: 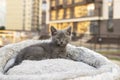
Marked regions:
[4,26,71,73]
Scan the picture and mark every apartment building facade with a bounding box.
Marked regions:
[5,0,24,30]
[46,0,120,38]
[39,0,48,35]
[100,0,120,37]
[32,0,40,31]
[23,0,33,31]
[5,0,46,31]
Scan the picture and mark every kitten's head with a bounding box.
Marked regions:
[50,26,71,47]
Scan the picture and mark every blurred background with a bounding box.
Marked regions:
[0,0,120,64]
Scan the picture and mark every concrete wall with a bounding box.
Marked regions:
[100,19,120,37]
[102,0,109,20]
[113,0,120,19]
[5,0,33,31]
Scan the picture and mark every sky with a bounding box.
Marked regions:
[0,0,6,26]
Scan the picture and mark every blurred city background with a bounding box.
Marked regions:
[0,0,120,63]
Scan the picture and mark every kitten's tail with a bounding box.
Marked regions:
[3,58,16,74]
[3,50,24,74]
[3,53,20,74]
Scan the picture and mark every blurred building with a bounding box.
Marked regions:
[39,0,48,34]
[23,0,33,31]
[46,0,120,38]
[6,0,24,30]
[32,0,40,31]
[6,0,33,31]
[101,0,120,36]
[5,0,46,31]
[46,0,103,35]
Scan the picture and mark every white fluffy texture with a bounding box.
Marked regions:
[0,40,120,80]
[7,59,96,75]
[0,39,51,73]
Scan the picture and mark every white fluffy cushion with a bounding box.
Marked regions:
[0,40,120,80]
[7,59,96,75]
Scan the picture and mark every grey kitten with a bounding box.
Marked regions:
[4,26,71,73]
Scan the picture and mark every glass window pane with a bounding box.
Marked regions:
[74,5,87,18]
[51,10,56,20]
[51,0,56,7]
[74,0,83,3]
[66,0,72,5]
[59,0,63,5]
[58,9,64,20]
[65,8,71,19]
[77,21,90,34]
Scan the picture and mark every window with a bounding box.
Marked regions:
[51,0,56,7]
[58,23,62,30]
[77,21,90,34]
[59,0,63,5]
[62,23,73,30]
[74,0,83,3]
[66,0,72,5]
[87,4,95,16]
[107,19,114,32]
[62,23,69,29]
[51,10,56,20]
[90,21,98,34]
[58,9,64,20]
[74,5,87,18]
[107,0,113,32]
[65,8,71,19]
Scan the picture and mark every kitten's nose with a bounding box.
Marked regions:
[60,42,63,44]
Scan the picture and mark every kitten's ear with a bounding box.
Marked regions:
[65,26,72,35]
[51,26,57,35]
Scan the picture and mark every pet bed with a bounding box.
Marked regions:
[0,40,120,80]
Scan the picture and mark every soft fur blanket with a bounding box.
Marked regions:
[0,40,120,80]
